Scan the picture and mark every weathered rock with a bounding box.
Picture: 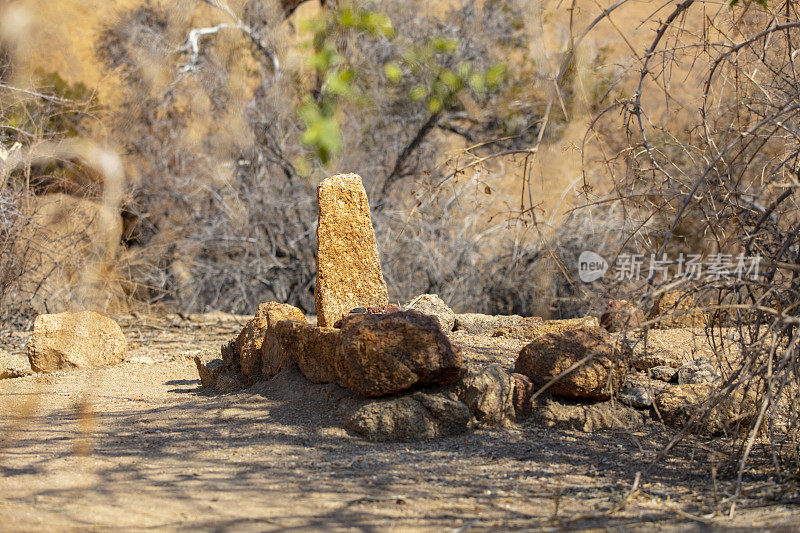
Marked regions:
[405,294,456,332]
[649,365,679,382]
[336,310,463,397]
[0,349,32,378]
[529,396,647,432]
[649,291,705,328]
[617,373,666,409]
[27,311,127,373]
[194,356,246,393]
[195,357,224,388]
[493,316,598,341]
[514,325,625,400]
[600,300,645,332]
[460,365,515,426]
[453,313,527,335]
[274,320,340,384]
[653,383,755,435]
[630,350,682,372]
[234,302,306,382]
[511,372,534,415]
[315,173,389,327]
[677,356,719,385]
[346,392,470,441]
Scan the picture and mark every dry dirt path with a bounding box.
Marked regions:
[1,315,798,531]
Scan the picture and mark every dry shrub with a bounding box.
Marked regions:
[572,0,800,491]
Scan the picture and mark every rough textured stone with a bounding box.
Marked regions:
[653,384,755,435]
[511,373,534,415]
[274,320,340,384]
[334,304,402,329]
[0,349,32,378]
[649,365,679,382]
[453,313,527,335]
[529,397,647,432]
[405,294,456,332]
[336,310,463,397]
[649,291,705,328]
[346,392,470,441]
[618,373,666,409]
[234,302,306,382]
[460,365,515,426]
[493,316,598,341]
[315,173,389,327]
[514,325,625,400]
[677,356,719,385]
[600,300,645,332]
[630,351,682,372]
[194,356,246,393]
[27,311,127,373]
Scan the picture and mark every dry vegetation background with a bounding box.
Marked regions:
[2,0,800,488]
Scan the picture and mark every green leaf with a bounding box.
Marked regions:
[383,62,403,83]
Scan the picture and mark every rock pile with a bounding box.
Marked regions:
[197,172,749,442]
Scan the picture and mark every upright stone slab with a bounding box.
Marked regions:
[315,173,389,327]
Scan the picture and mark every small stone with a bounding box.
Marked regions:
[677,356,719,385]
[27,311,127,373]
[0,349,32,378]
[405,294,456,332]
[315,173,389,327]
[649,365,678,382]
[336,309,463,397]
[460,365,515,426]
[514,325,625,401]
[630,351,682,371]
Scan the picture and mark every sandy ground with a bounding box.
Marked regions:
[1,314,799,532]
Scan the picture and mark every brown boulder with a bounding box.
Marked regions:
[514,325,625,400]
[234,302,306,382]
[336,310,463,397]
[315,174,389,327]
[600,300,645,332]
[274,320,340,384]
[27,311,127,373]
